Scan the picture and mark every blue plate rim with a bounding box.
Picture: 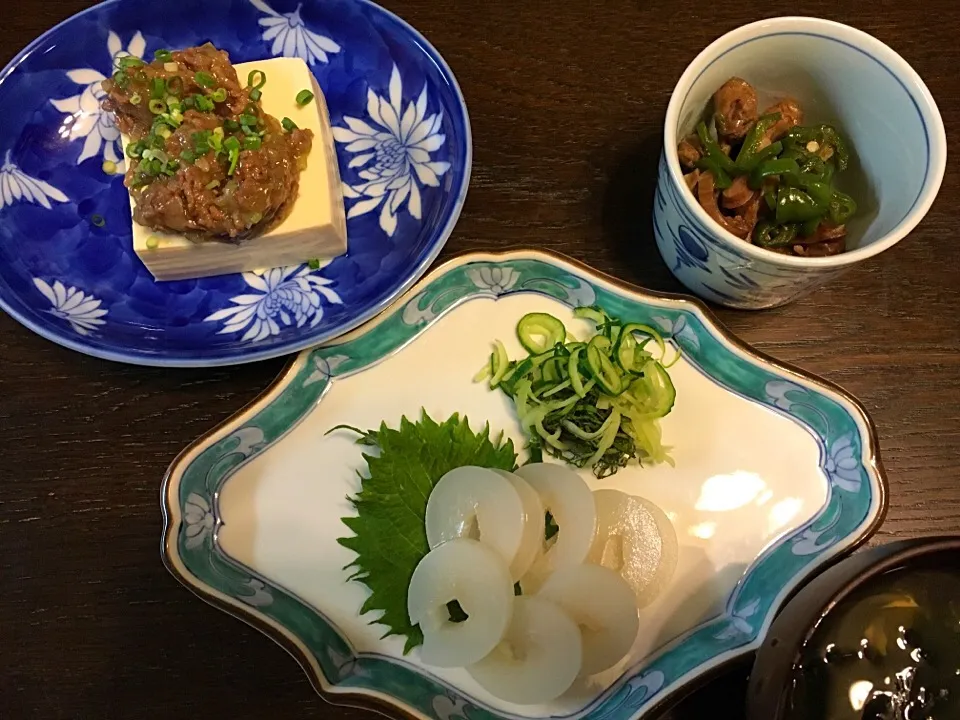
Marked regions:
[0,0,473,368]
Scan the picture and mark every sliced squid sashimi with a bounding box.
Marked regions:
[491,469,545,580]
[407,538,514,668]
[537,563,639,676]
[513,463,597,592]
[588,489,678,608]
[425,466,526,573]
[467,596,582,705]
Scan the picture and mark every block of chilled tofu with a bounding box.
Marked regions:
[121,57,347,282]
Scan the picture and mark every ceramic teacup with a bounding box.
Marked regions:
[653,16,946,310]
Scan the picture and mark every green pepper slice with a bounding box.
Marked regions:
[735,112,782,171]
[776,187,827,224]
[828,191,858,225]
[749,157,799,190]
[696,121,737,175]
[694,157,732,189]
[783,124,849,171]
[753,220,799,248]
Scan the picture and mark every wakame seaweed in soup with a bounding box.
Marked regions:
[785,568,960,719]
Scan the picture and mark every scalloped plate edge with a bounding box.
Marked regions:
[161,248,888,719]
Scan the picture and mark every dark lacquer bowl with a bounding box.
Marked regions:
[746,536,960,720]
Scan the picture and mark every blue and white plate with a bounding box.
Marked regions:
[163,249,887,720]
[0,0,470,366]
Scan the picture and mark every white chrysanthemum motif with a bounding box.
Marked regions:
[0,152,69,211]
[50,31,145,170]
[826,433,861,493]
[713,597,761,640]
[466,265,519,295]
[184,492,214,550]
[32,278,107,336]
[333,65,451,237]
[204,264,343,343]
[248,0,341,65]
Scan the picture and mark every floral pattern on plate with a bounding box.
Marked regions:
[335,64,451,236]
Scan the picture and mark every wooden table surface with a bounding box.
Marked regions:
[1,0,958,717]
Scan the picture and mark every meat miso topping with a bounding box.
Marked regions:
[101,43,313,240]
[677,76,858,258]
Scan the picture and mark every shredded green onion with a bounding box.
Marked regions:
[243,135,262,151]
[145,235,160,250]
[91,214,106,227]
[154,49,173,62]
[129,93,142,106]
[296,89,314,106]
[281,117,298,132]
[148,99,166,115]
[210,87,228,103]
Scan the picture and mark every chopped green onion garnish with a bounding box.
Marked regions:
[150,77,166,100]
[243,135,262,151]
[210,87,228,103]
[239,113,258,127]
[249,88,261,102]
[193,95,215,112]
[194,71,215,88]
[148,99,166,115]
[129,93,142,106]
[165,77,184,96]
[91,214,106,227]
[156,126,172,139]
[126,141,145,159]
[205,179,220,190]
[224,119,240,132]
[116,56,144,70]
[227,147,240,175]
[179,149,196,163]
[112,71,130,89]
[182,96,195,109]
[145,235,160,250]
[308,258,321,270]
[247,70,267,90]
[154,49,173,62]
[295,89,314,106]
[223,136,241,152]
[281,117,297,132]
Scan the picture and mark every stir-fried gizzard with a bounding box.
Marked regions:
[101,44,313,241]
[677,77,858,257]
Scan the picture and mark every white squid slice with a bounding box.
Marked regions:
[588,489,678,608]
[536,563,639,676]
[467,596,582,705]
[407,538,514,668]
[491,469,545,580]
[425,466,526,574]
[513,463,597,592]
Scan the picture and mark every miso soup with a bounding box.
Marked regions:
[784,567,960,719]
